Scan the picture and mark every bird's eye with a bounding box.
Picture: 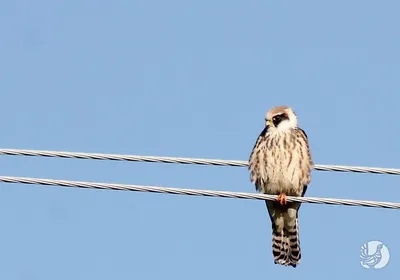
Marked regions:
[272,115,282,126]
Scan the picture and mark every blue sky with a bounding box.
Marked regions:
[0,0,399,279]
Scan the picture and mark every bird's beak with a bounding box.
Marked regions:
[266,120,272,127]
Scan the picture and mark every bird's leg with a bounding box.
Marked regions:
[276,193,287,206]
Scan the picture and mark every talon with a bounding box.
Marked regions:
[276,193,287,206]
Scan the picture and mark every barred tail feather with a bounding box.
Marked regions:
[272,220,301,267]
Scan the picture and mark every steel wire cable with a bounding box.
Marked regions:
[0,148,399,175]
[0,175,398,209]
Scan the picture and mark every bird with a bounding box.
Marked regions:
[360,243,384,268]
[248,105,313,268]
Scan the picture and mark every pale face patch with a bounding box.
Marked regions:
[276,118,296,131]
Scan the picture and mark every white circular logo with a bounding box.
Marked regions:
[360,240,390,269]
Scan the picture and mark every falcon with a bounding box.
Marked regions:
[248,105,313,267]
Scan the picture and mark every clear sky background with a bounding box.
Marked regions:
[0,0,399,279]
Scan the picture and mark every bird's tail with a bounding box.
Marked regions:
[272,219,301,267]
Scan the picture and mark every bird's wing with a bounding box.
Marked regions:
[360,244,369,258]
[248,126,269,191]
[365,257,377,266]
[294,128,313,196]
[360,244,377,266]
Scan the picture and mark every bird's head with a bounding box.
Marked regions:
[265,106,298,132]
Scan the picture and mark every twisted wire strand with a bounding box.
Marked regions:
[0,175,399,209]
[0,148,399,175]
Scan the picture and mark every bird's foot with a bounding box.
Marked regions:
[276,193,287,206]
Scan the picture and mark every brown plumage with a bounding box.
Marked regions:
[248,106,313,267]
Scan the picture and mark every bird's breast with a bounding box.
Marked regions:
[262,132,303,195]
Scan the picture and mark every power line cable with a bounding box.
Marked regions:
[0,148,399,175]
[0,175,398,209]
